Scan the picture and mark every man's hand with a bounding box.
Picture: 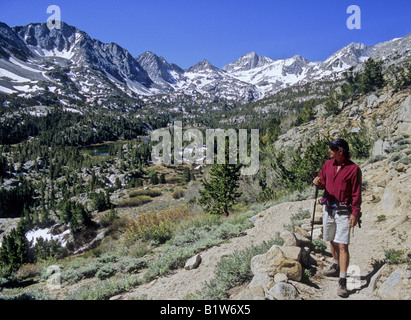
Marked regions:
[313,176,321,186]
[350,214,358,228]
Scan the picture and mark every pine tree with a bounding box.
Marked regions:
[359,58,384,94]
[182,167,191,183]
[159,173,166,184]
[198,139,242,216]
[0,224,30,275]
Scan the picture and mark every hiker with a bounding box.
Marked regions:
[312,138,362,298]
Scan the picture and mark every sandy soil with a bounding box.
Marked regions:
[119,193,410,300]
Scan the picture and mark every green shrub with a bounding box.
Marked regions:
[61,262,99,284]
[118,257,147,274]
[97,253,118,263]
[284,209,311,232]
[129,189,162,198]
[142,209,258,282]
[367,155,386,164]
[172,188,185,199]
[66,275,141,300]
[343,128,372,159]
[384,249,410,264]
[117,196,152,208]
[389,152,402,163]
[398,156,411,165]
[96,263,116,280]
[274,136,330,191]
[99,208,118,227]
[196,239,281,299]
[312,239,327,252]
[377,214,386,221]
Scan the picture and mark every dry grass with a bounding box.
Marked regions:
[129,189,162,198]
[125,206,192,244]
[117,196,153,208]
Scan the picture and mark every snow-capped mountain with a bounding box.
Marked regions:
[136,51,184,92]
[0,21,410,107]
[222,51,274,72]
[223,44,377,96]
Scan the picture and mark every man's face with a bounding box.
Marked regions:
[329,147,342,160]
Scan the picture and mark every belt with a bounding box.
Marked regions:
[320,198,352,215]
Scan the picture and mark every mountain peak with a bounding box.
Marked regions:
[323,41,373,69]
[136,51,183,85]
[222,52,274,72]
[187,59,219,72]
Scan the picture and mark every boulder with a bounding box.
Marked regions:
[380,177,409,215]
[280,245,303,263]
[273,273,288,284]
[294,232,311,247]
[184,253,202,270]
[396,95,411,135]
[251,246,302,281]
[230,286,266,300]
[374,264,411,300]
[294,226,310,238]
[267,282,300,300]
[247,272,274,291]
[280,230,297,246]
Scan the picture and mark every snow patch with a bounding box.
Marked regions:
[26,227,70,247]
[0,68,32,83]
[9,57,42,73]
[0,85,17,94]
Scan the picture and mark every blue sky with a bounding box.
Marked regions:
[1,0,410,69]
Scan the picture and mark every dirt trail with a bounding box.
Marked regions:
[118,194,410,300]
[121,200,311,300]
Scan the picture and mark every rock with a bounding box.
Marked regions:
[366,94,378,109]
[294,226,310,238]
[396,95,411,135]
[230,286,266,300]
[249,214,259,225]
[312,228,323,240]
[375,264,411,300]
[1,178,19,191]
[380,184,402,214]
[267,282,300,300]
[301,223,322,232]
[95,231,106,241]
[280,230,297,246]
[0,218,21,245]
[294,232,311,247]
[248,272,274,290]
[365,194,376,202]
[280,246,303,263]
[251,246,302,281]
[73,231,105,255]
[372,140,391,156]
[274,273,288,284]
[396,163,406,172]
[184,253,202,270]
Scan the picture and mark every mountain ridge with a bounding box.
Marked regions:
[1,21,410,106]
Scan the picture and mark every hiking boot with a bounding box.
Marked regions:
[337,278,348,298]
[321,263,339,277]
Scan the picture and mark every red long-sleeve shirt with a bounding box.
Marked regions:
[317,159,362,216]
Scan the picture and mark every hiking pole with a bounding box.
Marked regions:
[310,185,319,243]
[307,185,319,269]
